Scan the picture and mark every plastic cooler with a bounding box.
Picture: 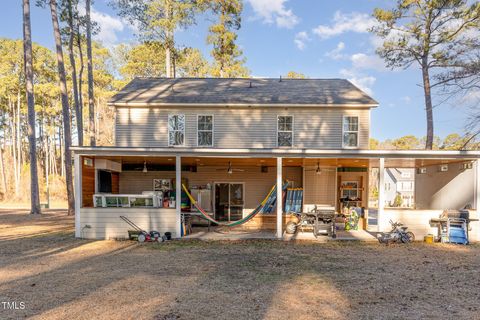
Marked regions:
[449,225,468,245]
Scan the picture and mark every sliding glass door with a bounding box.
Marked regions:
[214,183,244,221]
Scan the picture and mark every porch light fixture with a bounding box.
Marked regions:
[227,164,233,174]
[462,162,473,170]
[315,163,321,175]
[438,164,449,172]
[143,161,148,173]
[417,167,427,174]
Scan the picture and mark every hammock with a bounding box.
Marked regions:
[182,183,287,227]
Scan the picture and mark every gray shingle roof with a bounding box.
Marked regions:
[108,77,378,107]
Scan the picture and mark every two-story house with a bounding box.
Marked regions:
[384,168,415,208]
[72,77,480,241]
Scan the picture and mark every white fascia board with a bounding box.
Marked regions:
[70,146,480,159]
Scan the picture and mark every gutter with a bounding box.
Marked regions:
[70,146,480,159]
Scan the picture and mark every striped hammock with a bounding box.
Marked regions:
[182,183,286,227]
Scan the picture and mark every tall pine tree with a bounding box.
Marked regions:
[371,0,480,149]
[207,0,248,78]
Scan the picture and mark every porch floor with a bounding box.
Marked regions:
[284,229,378,242]
[184,228,276,240]
[183,227,378,241]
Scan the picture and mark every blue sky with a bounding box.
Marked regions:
[0,0,472,141]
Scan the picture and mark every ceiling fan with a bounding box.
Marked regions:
[304,162,323,175]
[216,161,245,174]
[304,162,336,175]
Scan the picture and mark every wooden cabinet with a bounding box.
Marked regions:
[338,173,366,210]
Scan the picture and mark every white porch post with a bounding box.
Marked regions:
[74,154,81,238]
[276,157,283,239]
[176,155,182,238]
[475,160,480,212]
[475,160,480,242]
[377,158,385,232]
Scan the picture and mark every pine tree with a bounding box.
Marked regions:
[48,0,75,215]
[23,0,41,214]
[207,0,248,78]
[371,0,480,150]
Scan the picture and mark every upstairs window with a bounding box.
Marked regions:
[343,116,359,148]
[197,115,213,146]
[168,114,185,146]
[277,116,293,147]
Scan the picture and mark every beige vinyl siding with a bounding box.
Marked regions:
[79,208,177,239]
[303,167,337,211]
[115,107,370,149]
[119,166,302,214]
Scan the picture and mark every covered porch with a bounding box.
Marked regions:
[72,147,480,242]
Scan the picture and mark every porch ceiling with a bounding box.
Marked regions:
[83,155,469,168]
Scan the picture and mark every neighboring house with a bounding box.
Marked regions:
[72,77,480,241]
[385,168,415,208]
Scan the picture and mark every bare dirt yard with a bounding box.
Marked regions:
[0,209,479,320]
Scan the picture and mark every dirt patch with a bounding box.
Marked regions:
[0,210,479,319]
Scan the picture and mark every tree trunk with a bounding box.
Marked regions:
[23,0,41,214]
[39,108,44,168]
[17,90,22,168]
[10,97,19,197]
[67,0,83,146]
[86,0,95,146]
[49,0,75,215]
[59,120,65,177]
[77,27,84,137]
[50,126,57,175]
[0,147,7,196]
[166,45,172,77]
[16,91,21,197]
[165,0,173,78]
[421,58,434,150]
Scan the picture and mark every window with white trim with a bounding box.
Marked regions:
[197,115,213,146]
[168,114,185,146]
[277,115,293,147]
[343,116,359,148]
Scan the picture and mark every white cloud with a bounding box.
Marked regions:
[78,3,126,47]
[325,42,346,60]
[312,11,376,39]
[369,35,384,49]
[246,0,299,29]
[350,53,386,71]
[460,89,480,105]
[294,31,310,50]
[340,68,376,96]
[91,9,125,46]
[324,45,387,72]
[402,96,412,104]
